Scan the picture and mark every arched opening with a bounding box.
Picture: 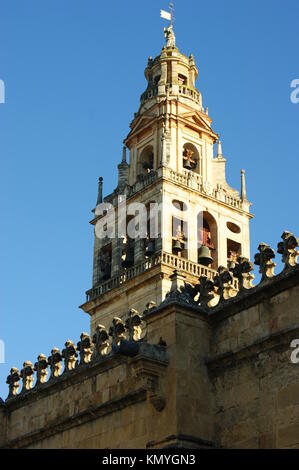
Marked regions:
[172,199,188,259]
[138,145,154,177]
[197,211,218,269]
[121,215,135,268]
[182,143,201,174]
[178,74,188,86]
[145,201,159,257]
[97,243,112,282]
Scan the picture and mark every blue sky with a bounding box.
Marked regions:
[0,0,298,398]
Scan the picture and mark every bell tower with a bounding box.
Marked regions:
[81,23,253,332]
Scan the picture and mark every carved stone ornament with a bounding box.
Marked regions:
[92,325,110,361]
[277,231,299,270]
[254,242,276,281]
[109,318,126,346]
[6,367,20,400]
[20,361,35,392]
[232,256,255,290]
[48,348,63,379]
[197,275,216,309]
[213,266,235,301]
[62,340,78,372]
[77,333,93,365]
[125,309,143,342]
[34,354,48,385]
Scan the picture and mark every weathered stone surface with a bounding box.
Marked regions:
[1,249,298,449]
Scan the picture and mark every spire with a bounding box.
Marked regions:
[217,140,223,159]
[118,147,129,188]
[241,169,247,201]
[121,146,127,164]
[96,177,103,206]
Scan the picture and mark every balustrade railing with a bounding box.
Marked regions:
[86,251,221,302]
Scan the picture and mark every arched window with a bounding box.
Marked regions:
[121,215,135,268]
[138,145,154,177]
[182,143,201,174]
[172,200,188,259]
[97,244,112,282]
[178,74,188,86]
[197,211,218,268]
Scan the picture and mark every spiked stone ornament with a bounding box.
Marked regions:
[34,354,48,385]
[6,367,21,400]
[92,325,110,361]
[277,231,299,270]
[62,340,78,372]
[109,318,126,346]
[77,333,93,365]
[196,275,216,310]
[125,309,143,342]
[232,256,255,290]
[254,243,276,282]
[48,348,63,379]
[20,361,35,393]
[213,266,235,301]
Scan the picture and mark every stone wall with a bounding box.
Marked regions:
[1,233,298,449]
[207,268,299,448]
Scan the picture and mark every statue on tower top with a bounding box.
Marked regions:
[164,25,176,48]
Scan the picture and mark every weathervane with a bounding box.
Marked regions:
[160,3,174,26]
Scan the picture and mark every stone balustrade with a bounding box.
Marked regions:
[163,167,243,210]
[86,251,219,302]
[124,167,243,212]
[178,84,201,104]
[140,84,201,105]
[140,85,158,103]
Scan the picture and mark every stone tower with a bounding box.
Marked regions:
[81,25,252,332]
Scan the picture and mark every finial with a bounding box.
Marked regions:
[277,231,299,270]
[97,177,103,206]
[122,146,127,163]
[254,243,276,282]
[241,169,247,201]
[217,140,223,159]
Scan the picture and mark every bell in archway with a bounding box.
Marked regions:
[183,159,193,171]
[145,240,155,257]
[122,249,134,268]
[173,239,183,254]
[198,245,213,267]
